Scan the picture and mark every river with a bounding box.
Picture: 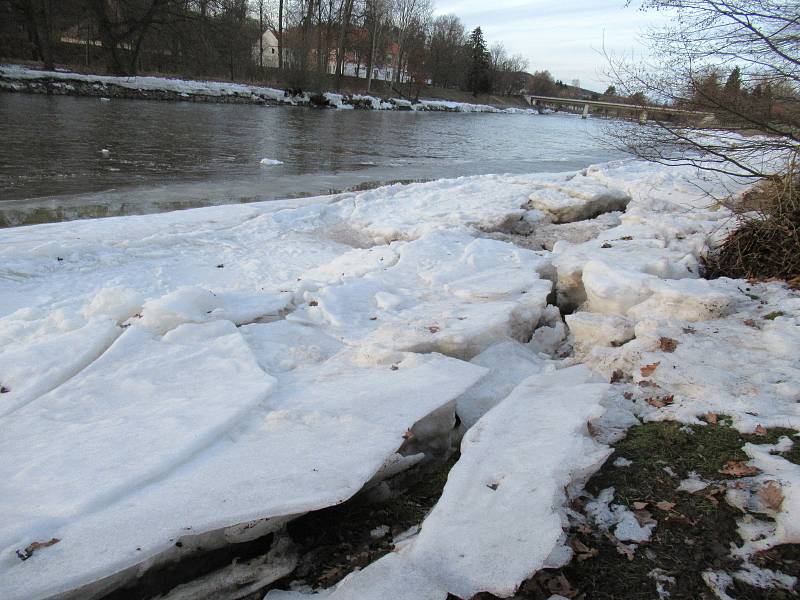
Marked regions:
[0,94,625,227]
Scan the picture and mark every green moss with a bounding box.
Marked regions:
[764,311,786,320]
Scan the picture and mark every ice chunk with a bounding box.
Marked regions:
[527,181,630,223]
[139,286,292,333]
[628,278,735,323]
[406,366,610,598]
[260,158,284,166]
[292,231,553,359]
[82,286,144,323]
[566,311,634,352]
[582,260,656,315]
[455,340,551,429]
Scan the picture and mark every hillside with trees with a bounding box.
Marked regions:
[0,0,545,99]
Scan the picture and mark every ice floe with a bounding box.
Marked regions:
[1,155,798,599]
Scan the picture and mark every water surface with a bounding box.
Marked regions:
[0,94,624,226]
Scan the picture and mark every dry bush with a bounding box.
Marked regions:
[706,168,800,281]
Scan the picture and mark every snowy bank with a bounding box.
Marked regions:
[0,64,530,113]
[1,157,798,599]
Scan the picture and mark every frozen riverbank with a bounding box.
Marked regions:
[0,159,798,599]
[0,64,531,113]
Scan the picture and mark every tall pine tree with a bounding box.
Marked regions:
[467,27,491,96]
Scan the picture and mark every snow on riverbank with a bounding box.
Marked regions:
[0,157,798,599]
[0,64,531,113]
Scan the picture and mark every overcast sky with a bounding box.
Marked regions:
[433,0,669,92]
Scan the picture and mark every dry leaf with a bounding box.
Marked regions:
[577,548,599,561]
[610,369,626,383]
[646,395,674,408]
[427,325,440,334]
[758,481,784,512]
[656,501,676,511]
[546,573,578,598]
[640,362,661,377]
[753,424,767,436]
[16,538,60,561]
[633,509,655,526]
[705,412,718,425]
[570,538,591,553]
[632,501,649,510]
[744,319,758,328]
[659,337,679,352]
[719,460,760,477]
[308,299,319,307]
[616,543,636,561]
[623,391,634,400]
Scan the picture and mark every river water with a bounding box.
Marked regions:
[0,94,625,226]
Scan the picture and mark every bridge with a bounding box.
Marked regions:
[522,95,713,124]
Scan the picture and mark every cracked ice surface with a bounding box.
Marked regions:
[268,366,610,600]
[0,174,559,599]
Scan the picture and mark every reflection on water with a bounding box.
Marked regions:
[0,94,624,226]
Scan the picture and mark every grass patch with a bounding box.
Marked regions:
[764,311,786,320]
[476,421,799,600]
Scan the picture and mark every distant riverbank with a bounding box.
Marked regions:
[0,64,534,113]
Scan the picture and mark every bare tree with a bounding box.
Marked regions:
[606,0,799,179]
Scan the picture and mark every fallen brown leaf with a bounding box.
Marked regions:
[610,369,626,383]
[646,395,674,408]
[705,412,718,425]
[543,573,578,598]
[570,538,592,553]
[623,391,634,400]
[577,548,599,561]
[640,361,661,377]
[659,337,679,352]
[632,501,649,510]
[16,538,60,561]
[758,481,784,512]
[308,300,319,307]
[754,424,767,436]
[427,325,440,334]
[744,319,758,328]
[719,460,760,477]
[616,543,636,561]
[656,501,676,512]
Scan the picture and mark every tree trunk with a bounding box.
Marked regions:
[334,0,353,89]
[278,0,283,70]
[259,2,263,68]
[365,15,381,93]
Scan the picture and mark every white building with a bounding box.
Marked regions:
[253,30,280,68]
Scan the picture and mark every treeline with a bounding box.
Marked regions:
[0,0,542,96]
[686,66,791,126]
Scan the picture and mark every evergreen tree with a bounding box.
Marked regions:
[723,66,742,98]
[467,26,490,96]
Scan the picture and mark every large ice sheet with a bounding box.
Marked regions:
[0,333,485,599]
[0,322,274,551]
